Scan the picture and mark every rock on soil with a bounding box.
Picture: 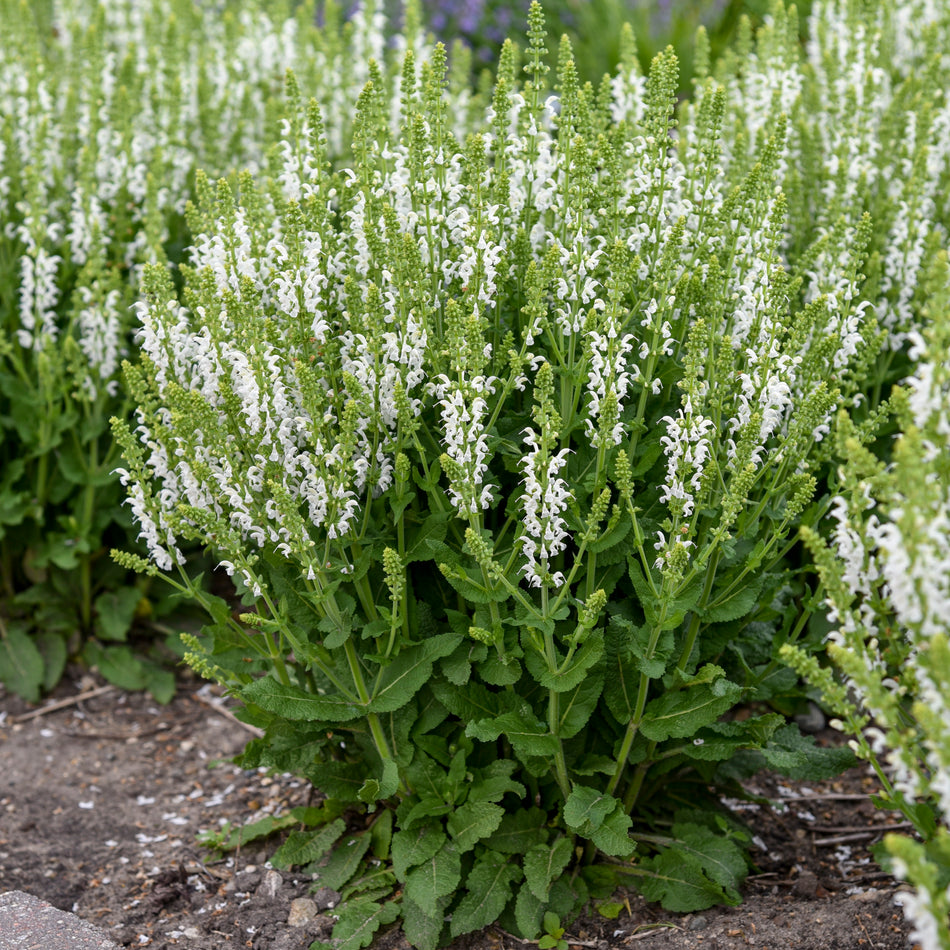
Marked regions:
[0,671,914,950]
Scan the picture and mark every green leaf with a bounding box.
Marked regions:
[761,723,857,780]
[468,760,526,803]
[596,901,624,919]
[563,786,617,834]
[405,841,462,915]
[589,807,635,857]
[310,833,371,889]
[556,668,603,738]
[370,809,394,860]
[640,679,743,742]
[391,824,445,879]
[358,759,400,805]
[332,900,400,950]
[0,624,44,703]
[450,849,522,937]
[702,574,766,623]
[467,711,560,758]
[84,643,147,693]
[431,678,518,721]
[441,639,487,686]
[524,837,574,901]
[524,632,605,692]
[94,587,141,641]
[514,882,546,939]
[240,676,364,722]
[440,561,510,603]
[490,808,549,854]
[306,761,366,800]
[402,895,446,950]
[635,850,735,912]
[36,632,67,693]
[671,822,747,893]
[271,818,345,869]
[368,634,461,713]
[447,800,505,852]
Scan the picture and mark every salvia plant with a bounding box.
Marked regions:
[782,256,950,950]
[112,3,897,944]
[0,0,432,700]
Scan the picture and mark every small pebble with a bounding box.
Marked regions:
[288,897,318,927]
[688,915,708,931]
[256,869,282,899]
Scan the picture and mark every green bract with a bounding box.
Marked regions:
[113,2,895,943]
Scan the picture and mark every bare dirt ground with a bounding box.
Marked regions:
[0,669,917,950]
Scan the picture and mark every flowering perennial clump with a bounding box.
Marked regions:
[111,2,913,942]
[3,0,950,944]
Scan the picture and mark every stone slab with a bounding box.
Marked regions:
[0,891,120,950]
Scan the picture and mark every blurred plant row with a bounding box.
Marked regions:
[0,1,948,948]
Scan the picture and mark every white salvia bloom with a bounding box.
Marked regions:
[76,286,124,397]
[518,428,572,588]
[17,249,61,349]
[114,476,181,572]
[584,312,637,447]
[435,376,496,516]
[659,399,715,519]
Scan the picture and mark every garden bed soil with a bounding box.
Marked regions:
[0,671,916,950]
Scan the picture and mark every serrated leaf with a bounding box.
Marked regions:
[490,808,549,854]
[671,822,747,892]
[441,639,487,686]
[271,818,345,869]
[467,711,559,758]
[309,833,371,889]
[556,668,603,738]
[640,679,743,742]
[524,837,574,901]
[405,841,462,915]
[702,574,766,623]
[368,634,461,714]
[514,882,546,939]
[306,761,365,800]
[440,562,510,603]
[358,759,400,805]
[563,786,617,834]
[401,796,453,828]
[589,807,635,857]
[635,850,734,912]
[391,824,445,879]
[450,850,522,937]
[241,677,364,722]
[469,760,527,803]
[761,723,857,780]
[524,632,605,692]
[332,899,400,950]
[94,587,141,641]
[402,895,446,950]
[431,678,518,721]
[447,800,505,852]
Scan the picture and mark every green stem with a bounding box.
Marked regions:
[605,598,670,800]
[542,586,572,803]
